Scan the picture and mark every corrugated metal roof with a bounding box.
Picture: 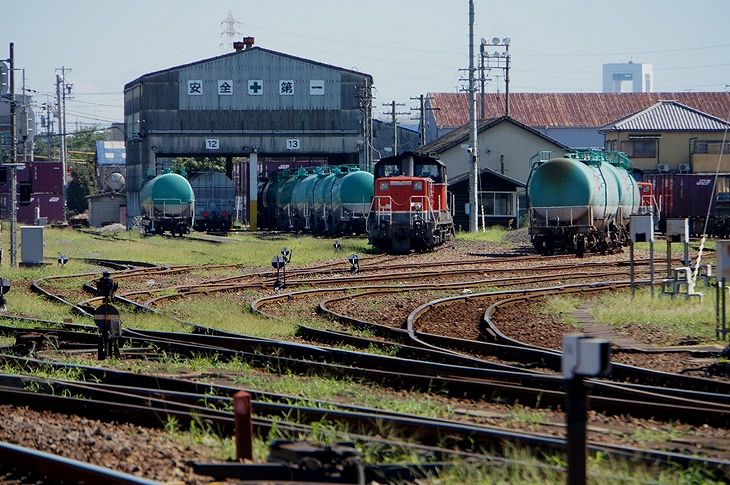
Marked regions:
[428,92,730,129]
[95,141,126,165]
[599,100,730,132]
[125,46,373,90]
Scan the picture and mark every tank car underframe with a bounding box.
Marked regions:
[143,215,191,237]
[530,220,629,257]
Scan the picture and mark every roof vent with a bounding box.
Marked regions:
[233,37,255,52]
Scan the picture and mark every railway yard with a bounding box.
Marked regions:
[0,228,729,484]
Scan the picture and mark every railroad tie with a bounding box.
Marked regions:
[569,302,650,351]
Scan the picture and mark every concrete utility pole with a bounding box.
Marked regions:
[8,43,18,266]
[468,0,479,232]
[56,66,72,223]
[384,101,408,156]
[410,94,439,147]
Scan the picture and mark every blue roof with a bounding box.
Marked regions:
[96,141,126,165]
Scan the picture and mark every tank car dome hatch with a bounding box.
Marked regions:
[105,171,126,191]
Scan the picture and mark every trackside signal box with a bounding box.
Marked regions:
[630,214,654,243]
[562,334,611,379]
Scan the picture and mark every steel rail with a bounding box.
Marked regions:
[2,365,728,474]
[0,441,162,485]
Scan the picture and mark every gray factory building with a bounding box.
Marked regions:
[123,38,373,228]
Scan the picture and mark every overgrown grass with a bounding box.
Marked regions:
[590,285,717,342]
[536,294,585,326]
[456,224,513,243]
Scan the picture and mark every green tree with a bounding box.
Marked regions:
[63,126,106,215]
[66,162,95,215]
[173,156,226,175]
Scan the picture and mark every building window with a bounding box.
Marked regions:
[621,139,657,158]
[478,191,516,217]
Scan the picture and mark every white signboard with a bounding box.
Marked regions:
[205,139,220,150]
[310,80,325,95]
[218,80,233,96]
[286,139,301,150]
[187,80,203,95]
[279,80,294,96]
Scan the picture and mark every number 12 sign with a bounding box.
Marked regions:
[206,139,220,150]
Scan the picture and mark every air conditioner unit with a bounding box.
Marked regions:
[657,163,670,173]
[678,163,691,173]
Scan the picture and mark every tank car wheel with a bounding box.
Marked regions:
[575,234,586,258]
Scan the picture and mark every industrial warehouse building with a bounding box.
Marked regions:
[122,38,373,229]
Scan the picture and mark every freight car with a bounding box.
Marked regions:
[258,165,374,235]
[527,148,641,256]
[367,151,454,253]
[139,171,195,236]
[641,173,730,238]
[189,170,236,232]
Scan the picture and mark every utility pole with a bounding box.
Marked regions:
[383,101,408,156]
[468,0,479,232]
[410,94,439,147]
[5,43,22,267]
[357,81,373,170]
[56,67,72,223]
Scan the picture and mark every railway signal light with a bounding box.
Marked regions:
[0,277,10,311]
[281,247,292,264]
[333,240,342,251]
[348,254,359,274]
[96,271,118,302]
[271,255,287,291]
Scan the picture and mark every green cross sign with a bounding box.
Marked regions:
[249,80,263,94]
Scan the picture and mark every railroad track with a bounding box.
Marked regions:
[4,251,729,482]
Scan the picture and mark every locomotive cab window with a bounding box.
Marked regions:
[415,162,444,183]
[376,164,402,177]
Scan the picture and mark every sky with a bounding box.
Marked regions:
[3,0,730,128]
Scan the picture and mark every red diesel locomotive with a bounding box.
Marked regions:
[367,152,454,253]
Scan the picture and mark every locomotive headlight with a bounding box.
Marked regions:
[413,181,423,191]
[379,181,389,190]
[412,203,422,211]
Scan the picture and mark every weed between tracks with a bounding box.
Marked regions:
[0,227,727,484]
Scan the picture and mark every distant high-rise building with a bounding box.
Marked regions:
[602,62,653,93]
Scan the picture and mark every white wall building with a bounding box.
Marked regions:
[602,62,653,93]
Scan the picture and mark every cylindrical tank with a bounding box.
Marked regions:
[291,171,321,224]
[529,157,640,229]
[331,167,374,215]
[140,173,194,217]
[313,169,338,222]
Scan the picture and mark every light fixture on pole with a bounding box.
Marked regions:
[480,37,511,117]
